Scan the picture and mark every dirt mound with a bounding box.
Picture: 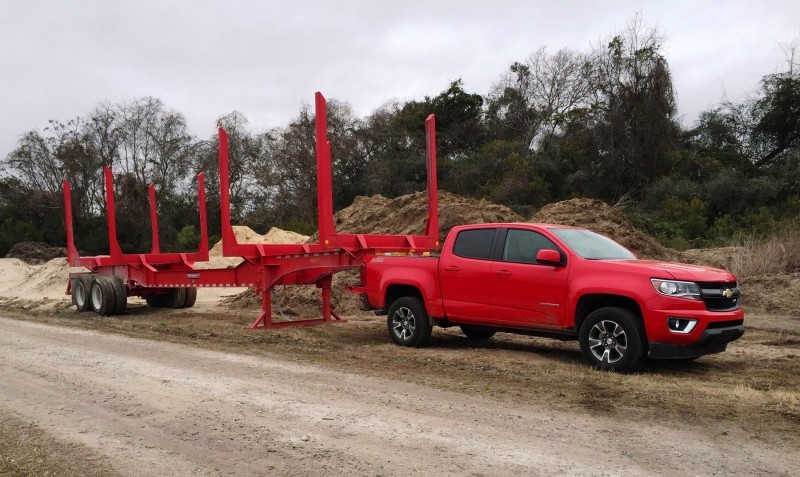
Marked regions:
[5,242,68,265]
[209,226,309,257]
[222,270,363,317]
[531,199,674,260]
[679,247,744,271]
[740,274,800,314]
[319,190,522,242]
[230,191,521,317]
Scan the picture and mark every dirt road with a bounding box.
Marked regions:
[1,317,796,476]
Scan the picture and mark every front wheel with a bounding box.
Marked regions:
[579,307,645,373]
[387,297,432,348]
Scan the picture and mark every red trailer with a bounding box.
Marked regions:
[63,92,440,328]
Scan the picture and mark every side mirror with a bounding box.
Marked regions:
[536,249,562,266]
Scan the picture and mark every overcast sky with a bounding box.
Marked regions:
[1,0,798,157]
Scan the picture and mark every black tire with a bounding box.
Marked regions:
[579,307,645,373]
[387,297,432,348]
[145,292,171,308]
[89,276,116,316]
[182,287,197,308]
[73,274,92,312]
[109,275,127,315]
[168,288,187,308]
[460,325,496,340]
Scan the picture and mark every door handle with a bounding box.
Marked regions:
[444,265,460,272]
[496,269,511,277]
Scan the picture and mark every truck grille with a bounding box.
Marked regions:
[697,282,740,312]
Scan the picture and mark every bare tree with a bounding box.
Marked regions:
[488,46,592,149]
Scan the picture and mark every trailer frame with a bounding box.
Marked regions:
[63,92,439,328]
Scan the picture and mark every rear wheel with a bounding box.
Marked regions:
[73,274,92,312]
[169,288,187,308]
[109,276,127,315]
[460,325,496,340]
[387,297,432,348]
[579,307,645,373]
[182,287,197,308]
[90,276,116,316]
[145,292,171,308]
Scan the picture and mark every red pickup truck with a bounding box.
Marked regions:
[352,223,745,372]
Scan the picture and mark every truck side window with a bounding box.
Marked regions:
[452,229,496,260]
[503,229,560,264]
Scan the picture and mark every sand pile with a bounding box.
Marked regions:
[208,226,309,256]
[5,242,68,265]
[320,190,522,242]
[0,258,37,297]
[531,199,675,261]
[0,257,79,302]
[199,226,310,270]
[17,258,73,299]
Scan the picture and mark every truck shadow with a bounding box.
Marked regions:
[430,331,722,376]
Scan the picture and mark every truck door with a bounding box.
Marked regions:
[438,228,498,322]
[490,228,568,327]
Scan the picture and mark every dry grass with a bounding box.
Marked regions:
[0,410,119,477]
[730,228,800,278]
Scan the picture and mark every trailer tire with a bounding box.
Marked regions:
[145,292,170,308]
[109,276,127,315]
[169,288,187,308]
[387,296,432,348]
[90,276,116,316]
[73,274,92,312]
[182,287,197,308]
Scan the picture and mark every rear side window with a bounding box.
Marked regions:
[452,229,495,260]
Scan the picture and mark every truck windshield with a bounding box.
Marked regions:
[550,228,636,260]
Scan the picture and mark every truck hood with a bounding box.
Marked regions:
[611,260,737,282]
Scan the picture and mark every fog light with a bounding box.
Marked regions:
[667,317,697,334]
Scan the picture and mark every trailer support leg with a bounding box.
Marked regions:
[248,279,346,329]
[320,276,332,322]
[249,289,273,329]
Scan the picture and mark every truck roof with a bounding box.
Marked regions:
[454,222,584,231]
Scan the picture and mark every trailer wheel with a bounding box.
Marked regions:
[169,288,187,308]
[182,287,197,308]
[387,297,432,348]
[579,307,645,373]
[73,274,92,312]
[460,325,496,340]
[109,276,127,315]
[145,293,171,308]
[90,276,116,316]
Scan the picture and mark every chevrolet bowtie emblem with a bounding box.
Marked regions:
[722,289,734,298]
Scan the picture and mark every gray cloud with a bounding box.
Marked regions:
[1,0,798,156]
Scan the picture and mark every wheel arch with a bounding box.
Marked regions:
[575,293,645,338]
[385,284,424,311]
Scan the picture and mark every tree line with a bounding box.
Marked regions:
[2,17,798,255]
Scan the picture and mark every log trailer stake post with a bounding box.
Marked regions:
[63,91,439,328]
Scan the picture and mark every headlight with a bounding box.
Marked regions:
[650,279,701,300]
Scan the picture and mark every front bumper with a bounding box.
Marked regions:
[648,322,745,359]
